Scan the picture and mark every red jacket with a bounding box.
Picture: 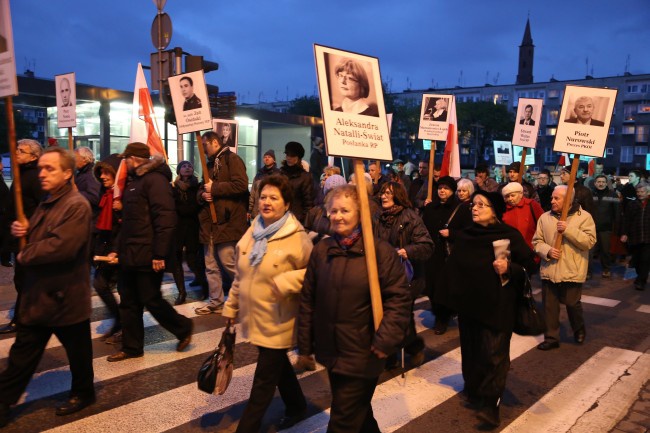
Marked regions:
[503,197,544,248]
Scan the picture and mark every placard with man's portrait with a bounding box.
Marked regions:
[168,70,212,134]
[512,98,543,148]
[493,141,513,165]
[0,0,18,98]
[55,72,76,128]
[418,94,453,141]
[314,44,392,161]
[212,119,238,153]
[554,85,617,158]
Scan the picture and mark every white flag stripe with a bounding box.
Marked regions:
[0,300,206,358]
[501,347,645,433]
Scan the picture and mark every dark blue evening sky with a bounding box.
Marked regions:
[9,0,650,103]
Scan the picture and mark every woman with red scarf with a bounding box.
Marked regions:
[92,154,123,343]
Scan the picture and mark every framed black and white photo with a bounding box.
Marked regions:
[55,72,76,128]
[168,70,213,134]
[418,94,453,141]
[554,85,617,158]
[493,141,513,165]
[212,118,238,153]
[314,44,392,161]
[0,0,17,97]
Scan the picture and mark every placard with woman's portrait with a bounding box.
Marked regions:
[314,44,392,161]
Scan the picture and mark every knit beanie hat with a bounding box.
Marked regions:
[176,160,193,174]
[324,174,347,195]
[437,176,457,193]
[473,190,506,220]
[263,149,276,160]
[501,182,524,197]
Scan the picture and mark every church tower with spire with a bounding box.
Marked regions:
[516,18,534,85]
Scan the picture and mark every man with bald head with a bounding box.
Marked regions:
[565,96,605,126]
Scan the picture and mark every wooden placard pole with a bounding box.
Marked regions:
[353,159,383,330]
[67,127,74,151]
[426,142,436,201]
[195,131,217,224]
[518,147,527,184]
[552,154,580,250]
[6,97,26,250]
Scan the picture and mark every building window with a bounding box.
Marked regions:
[547,110,559,124]
[623,105,636,121]
[546,127,557,136]
[609,127,615,135]
[623,125,635,135]
[628,85,639,93]
[606,148,614,155]
[461,146,470,155]
[548,89,560,98]
[620,147,633,163]
[634,146,648,155]
[544,147,555,163]
[636,125,649,143]
[638,104,650,113]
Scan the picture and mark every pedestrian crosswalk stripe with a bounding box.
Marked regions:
[500,347,645,433]
[580,294,620,308]
[636,305,650,314]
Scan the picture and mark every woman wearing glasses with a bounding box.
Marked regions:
[331,58,379,117]
[441,191,537,428]
[374,181,433,368]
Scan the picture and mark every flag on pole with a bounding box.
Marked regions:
[588,158,595,176]
[440,97,460,178]
[115,63,167,199]
[557,152,570,167]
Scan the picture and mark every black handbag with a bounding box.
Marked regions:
[513,269,546,336]
[197,323,236,395]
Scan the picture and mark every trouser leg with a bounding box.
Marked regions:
[55,320,95,399]
[542,280,561,343]
[0,324,51,405]
[93,267,120,330]
[559,282,585,334]
[236,347,304,433]
[475,326,511,401]
[458,315,479,397]
[597,231,612,271]
[204,242,224,306]
[118,269,146,355]
[634,244,650,287]
[327,372,380,433]
[137,271,191,340]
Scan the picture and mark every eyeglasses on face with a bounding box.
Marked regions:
[16,148,32,155]
[470,201,492,209]
[336,72,358,83]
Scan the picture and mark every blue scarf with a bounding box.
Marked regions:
[249,212,291,266]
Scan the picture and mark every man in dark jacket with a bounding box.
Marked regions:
[536,169,556,212]
[0,147,95,426]
[1,139,46,334]
[591,175,619,278]
[280,141,313,223]
[195,131,249,315]
[309,136,328,186]
[621,183,650,291]
[249,149,281,219]
[107,142,193,362]
[73,146,101,214]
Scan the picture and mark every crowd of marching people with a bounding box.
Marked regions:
[0,135,649,431]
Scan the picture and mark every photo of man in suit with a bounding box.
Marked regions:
[564,96,605,127]
[60,78,72,107]
[519,104,535,126]
[180,76,202,111]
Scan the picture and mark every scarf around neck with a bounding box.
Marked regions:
[334,225,362,250]
[249,211,291,266]
[96,188,114,231]
[379,204,404,228]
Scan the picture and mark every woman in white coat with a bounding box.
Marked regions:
[222,175,313,432]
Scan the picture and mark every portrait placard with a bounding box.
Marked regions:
[513,145,535,165]
[512,98,542,148]
[168,70,212,134]
[0,0,18,98]
[554,85,617,158]
[55,72,76,128]
[493,141,513,165]
[212,118,238,153]
[418,94,453,141]
[314,44,392,161]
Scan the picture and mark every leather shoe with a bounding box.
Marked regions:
[107,351,144,362]
[433,320,448,335]
[0,322,16,334]
[55,395,96,416]
[537,341,560,351]
[177,322,194,352]
[277,409,306,430]
[574,329,586,344]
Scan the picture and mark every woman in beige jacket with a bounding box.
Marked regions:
[222,174,313,433]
